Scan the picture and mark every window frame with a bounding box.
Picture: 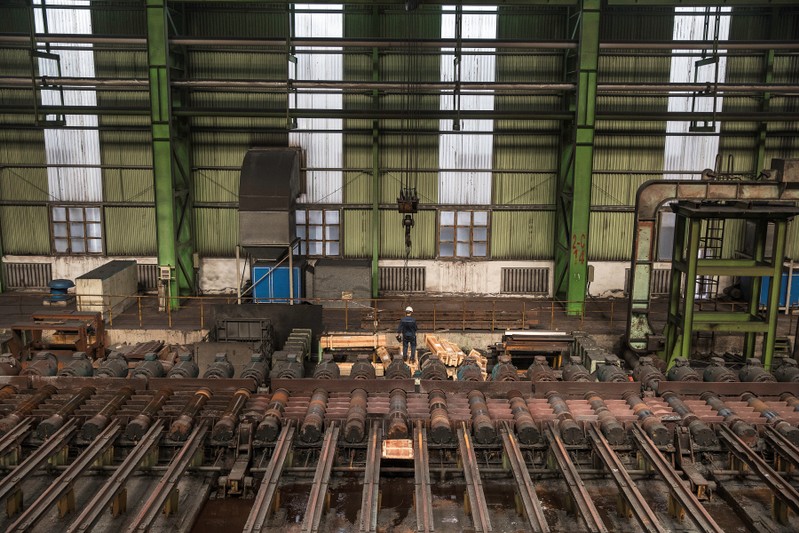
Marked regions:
[294,208,341,258]
[50,205,104,256]
[437,209,490,260]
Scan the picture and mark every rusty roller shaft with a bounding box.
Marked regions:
[623,391,669,445]
[661,392,716,446]
[125,389,172,441]
[81,386,134,440]
[428,390,453,444]
[585,391,625,445]
[546,391,583,444]
[300,388,328,443]
[387,389,410,439]
[0,384,57,435]
[468,390,496,444]
[37,386,95,439]
[700,392,756,446]
[741,392,799,445]
[508,391,540,444]
[212,388,251,442]
[168,388,212,442]
[0,384,17,401]
[344,388,368,443]
[255,389,290,442]
[526,356,555,382]
[781,393,799,412]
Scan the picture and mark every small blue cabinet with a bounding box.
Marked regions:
[252,265,302,303]
[742,271,799,308]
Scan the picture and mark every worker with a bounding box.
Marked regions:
[397,306,418,362]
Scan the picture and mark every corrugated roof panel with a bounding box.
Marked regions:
[588,211,635,261]
[491,210,554,259]
[195,207,237,257]
[380,209,434,259]
[104,207,156,255]
[186,7,286,37]
[0,206,50,254]
[342,209,370,258]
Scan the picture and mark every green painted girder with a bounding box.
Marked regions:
[608,0,796,5]
[672,258,777,276]
[554,0,598,315]
[171,0,579,5]
[147,0,196,306]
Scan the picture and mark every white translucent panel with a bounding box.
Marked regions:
[325,210,339,224]
[307,226,323,240]
[72,240,85,253]
[70,222,84,238]
[87,238,102,253]
[86,207,101,222]
[473,227,487,241]
[440,242,454,257]
[326,242,339,256]
[440,227,454,241]
[54,238,69,253]
[308,241,323,256]
[325,226,339,240]
[473,242,487,257]
[295,210,306,224]
[308,210,323,224]
[54,223,68,238]
[296,226,306,239]
[440,211,455,225]
[299,242,307,255]
[87,223,101,238]
[473,211,488,226]
[456,227,471,241]
[457,212,471,225]
[69,207,84,221]
[52,207,66,221]
[438,168,491,205]
[456,243,471,257]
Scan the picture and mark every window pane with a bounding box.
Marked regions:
[54,238,69,253]
[473,227,487,241]
[70,223,85,238]
[440,227,454,241]
[54,223,68,238]
[325,242,339,256]
[293,242,301,255]
[440,211,455,225]
[325,210,339,224]
[299,242,307,255]
[69,208,84,221]
[308,226,323,240]
[52,207,66,222]
[308,241,323,255]
[440,242,454,257]
[325,226,339,240]
[309,210,323,224]
[457,211,471,226]
[72,240,86,253]
[473,242,487,257]
[456,227,470,241]
[473,211,488,226]
[87,239,102,253]
[87,223,102,238]
[456,242,470,257]
[296,226,306,239]
[295,210,306,224]
[86,207,101,222]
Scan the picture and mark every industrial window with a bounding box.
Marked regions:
[439,210,488,258]
[51,206,103,254]
[295,209,340,257]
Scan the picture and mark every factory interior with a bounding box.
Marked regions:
[1,0,799,532]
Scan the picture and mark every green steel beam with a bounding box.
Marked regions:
[763,220,787,370]
[371,8,380,298]
[608,0,796,4]
[169,0,579,4]
[147,0,196,306]
[554,0,598,315]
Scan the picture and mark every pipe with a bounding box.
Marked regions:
[428,390,453,444]
[344,388,368,443]
[546,391,583,445]
[387,389,409,440]
[0,384,17,401]
[125,389,172,441]
[212,388,251,442]
[255,389,289,442]
[469,390,496,444]
[37,386,95,439]
[740,392,799,445]
[661,392,716,446]
[300,389,328,443]
[0,385,57,435]
[585,392,625,445]
[623,391,669,445]
[508,390,540,444]
[781,393,799,412]
[700,392,756,446]
[81,387,134,440]
[168,388,212,442]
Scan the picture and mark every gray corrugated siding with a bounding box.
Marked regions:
[195,208,238,256]
[104,207,157,256]
[491,211,554,259]
[0,206,50,254]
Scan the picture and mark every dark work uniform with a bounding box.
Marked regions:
[397,315,418,361]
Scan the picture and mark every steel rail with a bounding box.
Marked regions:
[763,425,799,469]
[544,423,608,533]
[242,423,296,533]
[0,419,78,508]
[413,421,435,533]
[126,421,209,533]
[301,423,340,533]
[717,424,799,518]
[359,423,382,533]
[66,421,164,533]
[499,424,549,533]
[586,423,665,533]
[630,424,723,533]
[457,423,493,533]
[0,419,33,458]
[8,420,122,532]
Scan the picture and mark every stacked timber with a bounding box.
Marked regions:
[425,335,467,367]
[320,333,387,350]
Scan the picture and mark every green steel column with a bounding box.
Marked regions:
[370,7,380,298]
[763,220,787,369]
[146,0,195,306]
[744,221,766,358]
[664,214,687,361]
[676,218,702,365]
[554,0,599,315]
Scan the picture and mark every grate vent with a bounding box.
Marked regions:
[137,263,159,291]
[501,267,550,294]
[379,266,425,293]
[2,262,52,289]
[625,268,671,296]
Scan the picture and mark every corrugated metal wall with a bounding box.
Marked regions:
[104,207,156,255]
[0,207,50,255]
[491,211,554,259]
[380,210,435,259]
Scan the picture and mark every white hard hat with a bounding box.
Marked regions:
[405,306,413,313]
